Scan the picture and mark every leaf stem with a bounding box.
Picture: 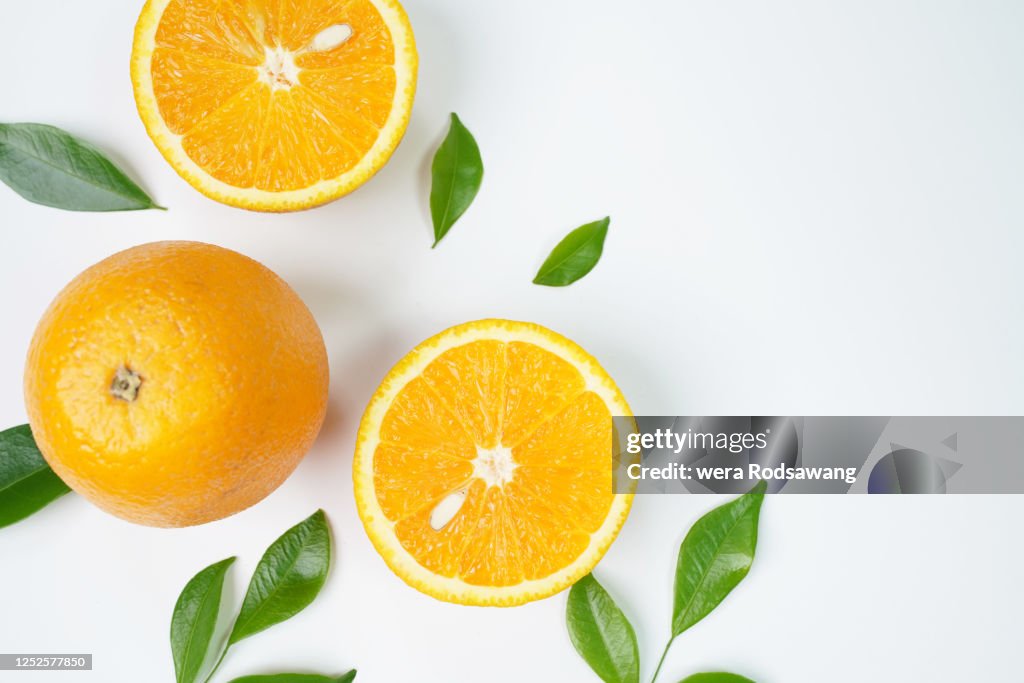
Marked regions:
[202,643,229,683]
[651,635,676,683]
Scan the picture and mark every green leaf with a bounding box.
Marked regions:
[566,574,640,683]
[533,217,610,286]
[171,557,236,683]
[227,672,356,683]
[0,122,163,211]
[228,510,331,644]
[430,113,483,247]
[672,481,767,637]
[678,674,755,683]
[0,424,71,529]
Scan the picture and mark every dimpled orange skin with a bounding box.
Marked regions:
[23,241,329,527]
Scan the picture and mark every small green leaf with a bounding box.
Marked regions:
[228,510,331,644]
[226,673,356,683]
[533,217,610,286]
[0,424,71,529]
[430,113,483,247]
[0,122,163,211]
[171,556,236,683]
[566,574,640,683]
[672,481,767,637]
[678,674,755,683]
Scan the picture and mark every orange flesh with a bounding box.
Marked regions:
[374,341,615,586]
[151,0,397,191]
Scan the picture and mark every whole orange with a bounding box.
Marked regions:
[24,241,329,527]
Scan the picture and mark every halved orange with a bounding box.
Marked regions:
[353,320,634,606]
[131,0,417,211]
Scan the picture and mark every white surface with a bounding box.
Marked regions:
[1,0,1023,681]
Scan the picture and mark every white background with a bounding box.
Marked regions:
[1,0,1023,681]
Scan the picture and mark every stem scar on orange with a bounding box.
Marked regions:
[24,241,329,527]
[130,0,417,211]
[353,320,635,606]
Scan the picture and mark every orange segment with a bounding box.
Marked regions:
[181,83,270,188]
[379,377,477,458]
[276,0,357,50]
[132,0,417,210]
[458,487,522,586]
[154,0,264,65]
[514,465,615,535]
[299,65,397,127]
[419,340,506,449]
[512,391,612,472]
[294,1,394,69]
[253,90,322,191]
[279,88,362,180]
[151,49,258,134]
[354,320,634,606]
[373,444,473,520]
[502,340,587,446]
[393,479,486,578]
[504,484,591,581]
[300,89,382,159]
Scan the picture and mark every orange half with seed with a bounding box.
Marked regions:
[353,320,634,606]
[131,0,417,211]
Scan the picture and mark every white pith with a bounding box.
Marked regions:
[474,445,517,487]
[259,46,300,90]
